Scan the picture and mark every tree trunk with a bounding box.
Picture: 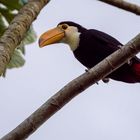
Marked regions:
[0,0,50,75]
[99,0,140,15]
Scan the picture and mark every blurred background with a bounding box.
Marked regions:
[0,0,140,139]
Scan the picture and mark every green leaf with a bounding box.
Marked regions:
[17,41,25,54]
[19,0,28,5]
[23,26,37,45]
[0,7,16,23]
[0,0,22,10]
[17,26,37,55]
[7,49,25,69]
[0,13,7,36]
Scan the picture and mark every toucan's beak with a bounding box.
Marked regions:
[39,27,65,48]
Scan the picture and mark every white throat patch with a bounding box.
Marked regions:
[61,26,80,51]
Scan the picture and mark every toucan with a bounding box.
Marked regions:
[39,21,140,83]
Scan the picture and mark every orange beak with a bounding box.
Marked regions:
[39,27,65,48]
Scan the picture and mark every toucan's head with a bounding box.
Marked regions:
[39,21,86,51]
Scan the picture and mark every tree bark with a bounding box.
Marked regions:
[99,0,140,15]
[1,33,140,140]
[0,0,50,75]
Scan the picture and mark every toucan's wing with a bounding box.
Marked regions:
[89,29,140,61]
[88,29,122,52]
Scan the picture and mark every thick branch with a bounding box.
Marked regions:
[0,0,50,75]
[98,0,140,15]
[1,33,140,140]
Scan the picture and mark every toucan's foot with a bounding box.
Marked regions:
[127,59,132,65]
[118,45,122,48]
[118,45,132,66]
[102,78,109,83]
[96,82,99,85]
[85,69,99,85]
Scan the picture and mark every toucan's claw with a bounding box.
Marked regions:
[127,59,132,65]
[102,78,110,83]
[96,82,99,85]
[85,69,89,72]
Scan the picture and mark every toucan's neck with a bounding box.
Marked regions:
[69,27,87,51]
[67,32,81,51]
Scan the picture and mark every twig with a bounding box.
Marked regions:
[1,33,140,140]
[98,0,140,15]
[0,0,50,75]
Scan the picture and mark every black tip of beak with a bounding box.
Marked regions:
[38,38,44,47]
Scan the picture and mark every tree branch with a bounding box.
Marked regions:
[98,0,140,15]
[0,0,50,75]
[1,33,140,140]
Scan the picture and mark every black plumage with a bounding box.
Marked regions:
[59,21,140,83]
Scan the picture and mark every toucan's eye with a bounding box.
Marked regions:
[61,24,68,30]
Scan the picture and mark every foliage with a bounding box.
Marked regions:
[0,0,37,75]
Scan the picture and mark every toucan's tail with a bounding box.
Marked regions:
[132,57,140,82]
[133,63,140,80]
